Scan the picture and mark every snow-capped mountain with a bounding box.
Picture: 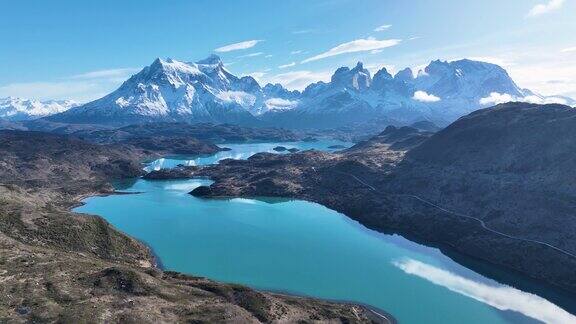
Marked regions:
[264,59,573,128]
[0,97,77,121]
[48,55,298,125]
[46,55,574,128]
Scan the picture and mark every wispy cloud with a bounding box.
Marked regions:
[278,62,297,69]
[393,258,576,324]
[239,52,264,58]
[292,29,313,35]
[561,46,576,53]
[413,90,441,102]
[215,40,263,53]
[527,0,565,17]
[302,37,401,63]
[290,50,304,55]
[69,68,139,80]
[374,24,392,32]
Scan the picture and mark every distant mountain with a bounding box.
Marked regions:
[263,59,542,128]
[0,97,77,121]
[48,55,297,126]
[45,55,574,128]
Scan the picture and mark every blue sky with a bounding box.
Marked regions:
[0,0,574,102]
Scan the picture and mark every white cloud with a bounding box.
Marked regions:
[263,70,332,91]
[215,90,256,106]
[480,92,569,106]
[215,40,263,53]
[264,54,274,58]
[374,24,392,32]
[238,52,264,58]
[479,92,515,105]
[527,0,565,17]
[413,90,441,102]
[292,29,313,35]
[290,50,304,55]
[302,37,401,63]
[278,62,297,69]
[525,95,568,105]
[264,98,299,110]
[561,46,576,53]
[393,258,576,324]
[69,68,140,80]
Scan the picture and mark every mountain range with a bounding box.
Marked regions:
[0,97,78,121]
[10,54,574,128]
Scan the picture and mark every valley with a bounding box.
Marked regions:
[77,141,576,323]
[147,103,576,319]
[2,102,576,323]
[3,2,576,323]
[0,130,381,323]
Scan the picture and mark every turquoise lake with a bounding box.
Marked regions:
[75,141,576,324]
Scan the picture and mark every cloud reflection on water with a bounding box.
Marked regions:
[393,258,575,324]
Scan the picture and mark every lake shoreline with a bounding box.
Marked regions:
[75,140,576,322]
[186,192,576,314]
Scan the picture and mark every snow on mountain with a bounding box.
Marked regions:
[0,97,77,121]
[48,55,298,125]
[266,58,576,128]
[45,55,574,128]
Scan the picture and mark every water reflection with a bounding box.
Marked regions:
[393,258,576,324]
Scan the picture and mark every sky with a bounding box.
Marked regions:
[0,0,575,102]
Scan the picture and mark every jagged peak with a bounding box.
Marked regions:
[374,67,393,80]
[331,62,370,82]
[144,57,201,78]
[395,68,414,81]
[424,59,451,74]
